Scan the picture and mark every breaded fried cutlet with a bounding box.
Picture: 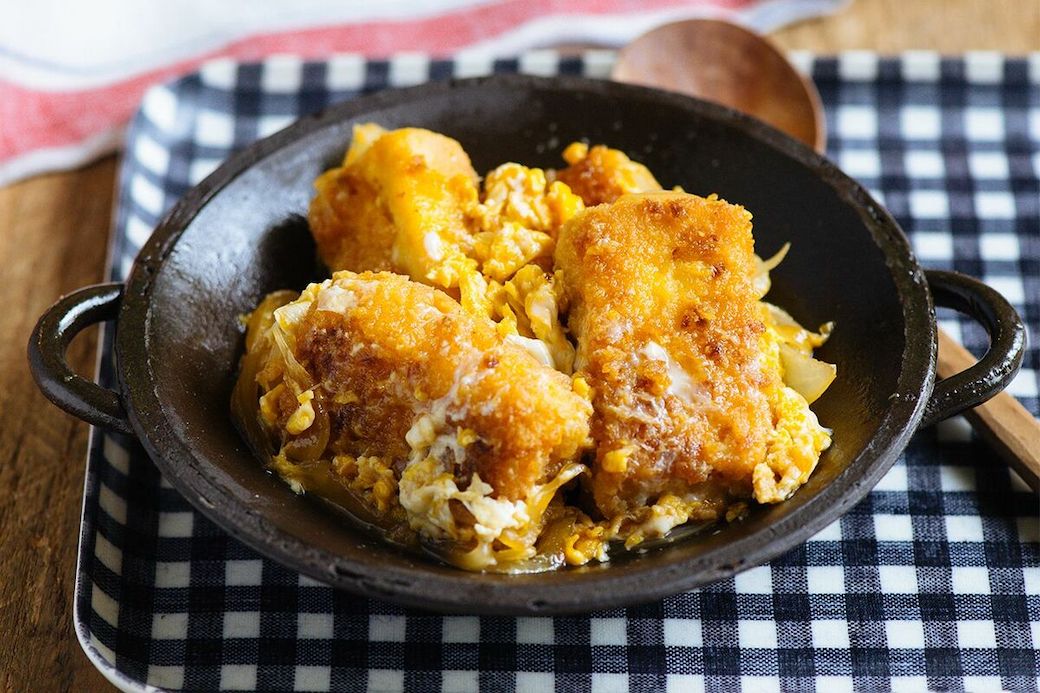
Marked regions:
[555,191,829,521]
[237,271,593,567]
[554,142,663,206]
[308,125,480,288]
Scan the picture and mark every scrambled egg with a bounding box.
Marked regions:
[233,125,837,572]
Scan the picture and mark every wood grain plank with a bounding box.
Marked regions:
[0,157,117,692]
[771,0,1040,53]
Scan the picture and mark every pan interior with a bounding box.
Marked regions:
[134,78,921,604]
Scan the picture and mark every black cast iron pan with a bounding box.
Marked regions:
[28,75,1026,614]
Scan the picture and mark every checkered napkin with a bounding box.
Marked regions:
[80,52,1040,692]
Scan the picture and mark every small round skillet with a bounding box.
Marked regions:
[28,75,1025,614]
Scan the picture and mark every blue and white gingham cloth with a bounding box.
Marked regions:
[79,52,1039,692]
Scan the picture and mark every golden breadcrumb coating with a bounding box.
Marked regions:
[554,142,663,206]
[235,271,593,569]
[308,125,480,288]
[555,192,831,521]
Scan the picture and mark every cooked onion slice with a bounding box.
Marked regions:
[752,242,790,298]
[779,343,837,404]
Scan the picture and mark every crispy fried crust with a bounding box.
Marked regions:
[270,271,591,500]
[308,128,479,288]
[555,192,777,516]
[554,143,663,206]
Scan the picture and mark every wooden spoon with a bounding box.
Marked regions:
[613,19,826,153]
[938,331,1039,492]
[612,20,1040,492]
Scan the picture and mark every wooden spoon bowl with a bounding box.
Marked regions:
[613,19,826,153]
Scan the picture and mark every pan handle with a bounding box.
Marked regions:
[27,283,132,435]
[921,270,1026,427]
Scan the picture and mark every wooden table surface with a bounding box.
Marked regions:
[2,0,1037,689]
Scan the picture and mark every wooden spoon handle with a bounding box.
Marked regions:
[937,328,1040,493]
